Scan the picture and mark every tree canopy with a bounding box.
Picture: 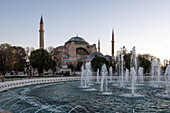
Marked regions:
[91,56,109,72]
[0,43,14,74]
[118,46,153,73]
[13,46,26,71]
[30,49,55,75]
[138,54,152,73]
[0,43,26,74]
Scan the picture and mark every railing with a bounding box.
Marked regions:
[0,77,81,92]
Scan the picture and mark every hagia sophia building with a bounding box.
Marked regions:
[39,16,115,72]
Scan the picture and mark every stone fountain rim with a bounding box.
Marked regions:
[0,77,81,93]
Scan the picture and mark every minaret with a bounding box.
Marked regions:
[111,29,115,57]
[39,15,44,49]
[98,38,100,52]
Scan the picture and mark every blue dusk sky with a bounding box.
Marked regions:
[0,0,170,63]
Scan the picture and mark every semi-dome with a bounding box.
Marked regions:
[104,55,114,61]
[90,52,103,59]
[104,55,111,58]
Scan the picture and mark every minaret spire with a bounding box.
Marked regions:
[112,28,115,57]
[39,15,44,49]
[98,38,100,52]
[40,15,44,24]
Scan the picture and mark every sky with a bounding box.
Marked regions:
[0,0,170,63]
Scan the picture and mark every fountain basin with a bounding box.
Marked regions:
[0,79,170,112]
[0,77,81,92]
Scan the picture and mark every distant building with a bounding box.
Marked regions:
[52,35,98,71]
[39,16,116,72]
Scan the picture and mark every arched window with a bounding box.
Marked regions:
[76,47,89,55]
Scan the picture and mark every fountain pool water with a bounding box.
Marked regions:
[1,79,170,112]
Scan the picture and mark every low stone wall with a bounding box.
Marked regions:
[0,77,81,92]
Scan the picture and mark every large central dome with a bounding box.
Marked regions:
[69,36,85,42]
[66,35,87,44]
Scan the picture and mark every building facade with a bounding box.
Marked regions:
[39,16,115,72]
[52,35,97,71]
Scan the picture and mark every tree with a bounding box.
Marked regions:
[76,61,83,71]
[163,59,169,73]
[138,54,151,73]
[13,46,26,72]
[25,47,35,75]
[67,63,74,71]
[116,46,153,74]
[119,46,131,70]
[139,53,154,62]
[91,56,109,72]
[124,53,131,70]
[0,43,15,75]
[51,60,56,73]
[120,46,128,55]
[30,49,54,76]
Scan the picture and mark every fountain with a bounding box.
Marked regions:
[109,66,113,83]
[117,51,121,79]
[156,65,170,98]
[1,63,170,112]
[85,62,93,86]
[120,54,124,87]
[125,68,129,84]
[151,58,155,81]
[80,62,92,88]
[138,67,144,83]
[151,58,161,82]
[129,46,138,85]
[131,67,136,96]
[165,65,170,96]
[156,58,161,82]
[130,46,138,73]
[120,47,144,97]
[80,65,85,87]
[150,58,163,88]
[165,65,170,80]
[1,46,170,112]
[82,62,97,91]
[114,51,124,86]
[96,68,100,84]
[100,64,112,95]
[80,64,89,88]
[120,67,144,97]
